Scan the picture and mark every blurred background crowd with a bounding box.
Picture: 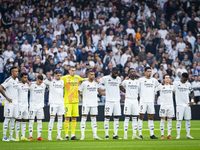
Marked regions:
[0,0,200,105]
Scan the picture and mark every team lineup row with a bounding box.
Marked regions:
[0,66,194,141]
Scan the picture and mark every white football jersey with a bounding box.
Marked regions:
[44,79,64,105]
[122,79,139,100]
[156,84,174,107]
[1,77,19,104]
[99,75,121,102]
[173,81,193,106]
[18,82,30,107]
[79,80,99,107]
[138,77,160,103]
[29,82,46,109]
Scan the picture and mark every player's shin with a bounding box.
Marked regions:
[114,118,119,136]
[21,122,26,138]
[124,117,129,137]
[29,120,34,137]
[104,118,109,136]
[167,119,172,136]
[57,117,63,138]
[9,118,15,139]
[15,121,20,138]
[138,119,143,136]
[48,116,55,138]
[64,120,69,137]
[71,119,77,137]
[185,120,191,137]
[3,118,10,138]
[148,120,154,136]
[80,116,87,138]
[132,117,137,137]
[176,120,181,137]
[91,117,97,138]
[160,119,165,136]
[37,120,42,138]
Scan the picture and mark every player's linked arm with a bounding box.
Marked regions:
[98,88,105,96]
[119,85,125,93]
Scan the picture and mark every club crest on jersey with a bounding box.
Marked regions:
[108,79,111,81]
[152,80,154,83]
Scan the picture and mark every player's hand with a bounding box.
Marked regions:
[125,76,129,80]
[96,78,100,84]
[28,82,32,86]
[161,81,165,85]
[6,98,12,103]
[48,76,53,81]
[169,81,173,85]
[188,102,193,107]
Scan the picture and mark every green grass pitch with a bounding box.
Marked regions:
[0,120,200,150]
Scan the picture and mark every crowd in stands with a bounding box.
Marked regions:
[0,0,200,104]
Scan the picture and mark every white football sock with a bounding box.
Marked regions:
[160,119,165,136]
[124,117,129,137]
[176,120,181,137]
[21,122,26,138]
[138,119,143,136]
[167,119,172,136]
[114,118,119,136]
[148,120,154,136]
[9,118,15,139]
[37,120,42,138]
[80,116,87,137]
[104,118,109,136]
[3,118,10,138]
[57,117,63,138]
[132,117,137,137]
[48,116,55,137]
[91,117,97,138]
[29,120,34,137]
[185,120,191,137]
[15,121,20,138]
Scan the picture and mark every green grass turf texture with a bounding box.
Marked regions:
[0,120,200,150]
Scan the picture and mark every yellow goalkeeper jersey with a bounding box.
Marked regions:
[61,75,83,104]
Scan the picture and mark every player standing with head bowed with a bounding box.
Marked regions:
[15,72,30,141]
[120,68,141,140]
[79,69,105,140]
[29,75,46,141]
[61,66,84,140]
[156,74,174,139]
[99,67,122,140]
[173,72,194,139]
[138,67,160,139]
[44,69,65,141]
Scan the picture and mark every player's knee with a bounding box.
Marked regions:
[65,117,70,121]
[22,119,26,122]
[105,116,110,120]
[114,116,120,119]
[72,117,77,121]
[139,114,144,120]
[148,115,154,120]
